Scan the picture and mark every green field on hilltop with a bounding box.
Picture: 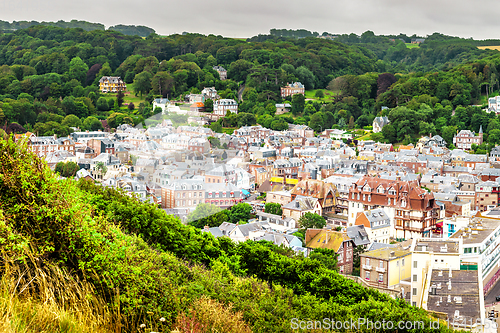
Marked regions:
[405,43,420,49]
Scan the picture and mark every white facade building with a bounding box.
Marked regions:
[213,99,238,116]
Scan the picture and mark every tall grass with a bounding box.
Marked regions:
[171,296,252,333]
[0,248,116,333]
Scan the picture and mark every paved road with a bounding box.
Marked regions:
[237,84,245,102]
[486,280,500,305]
[244,193,258,202]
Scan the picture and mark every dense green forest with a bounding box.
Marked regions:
[1,25,500,149]
[0,20,156,37]
[1,24,499,330]
[0,136,453,332]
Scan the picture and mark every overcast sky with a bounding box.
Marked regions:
[0,0,497,40]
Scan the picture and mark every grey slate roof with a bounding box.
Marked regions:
[283,195,319,211]
[346,225,370,246]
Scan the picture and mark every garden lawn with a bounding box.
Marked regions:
[405,43,419,49]
[305,89,340,102]
[101,83,146,107]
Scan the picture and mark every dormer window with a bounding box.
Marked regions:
[377,186,384,193]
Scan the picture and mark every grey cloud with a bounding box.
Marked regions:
[1,0,500,39]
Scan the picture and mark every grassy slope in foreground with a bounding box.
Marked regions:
[0,137,451,332]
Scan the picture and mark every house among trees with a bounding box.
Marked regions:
[190,102,205,112]
[411,38,425,44]
[213,66,227,80]
[213,99,238,116]
[488,96,500,114]
[280,82,305,98]
[152,98,170,113]
[275,103,291,115]
[453,127,483,150]
[201,87,219,99]
[416,134,447,151]
[372,116,390,133]
[99,76,126,93]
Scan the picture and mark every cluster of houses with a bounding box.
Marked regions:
[14,107,500,329]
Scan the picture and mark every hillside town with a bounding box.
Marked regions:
[11,89,500,331]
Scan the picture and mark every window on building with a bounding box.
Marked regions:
[413,261,417,268]
[413,288,417,296]
[402,258,405,266]
[413,274,417,282]
[365,271,370,280]
[366,258,370,266]
[378,273,383,282]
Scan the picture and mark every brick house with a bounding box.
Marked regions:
[161,178,205,211]
[348,176,439,239]
[305,229,355,274]
[453,127,483,150]
[290,179,337,214]
[280,82,305,98]
[475,181,500,212]
[88,138,115,155]
[282,196,322,220]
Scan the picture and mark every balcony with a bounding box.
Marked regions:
[362,264,372,270]
[376,267,386,273]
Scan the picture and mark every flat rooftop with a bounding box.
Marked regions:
[427,270,480,324]
[450,218,499,245]
[414,240,460,254]
[361,247,411,260]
